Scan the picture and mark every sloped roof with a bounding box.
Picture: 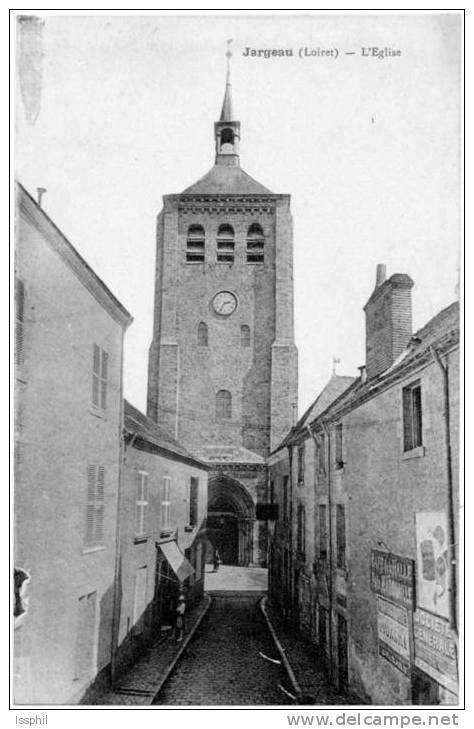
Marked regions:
[311,301,460,426]
[193,444,266,465]
[273,375,356,453]
[181,165,273,195]
[17,182,133,329]
[124,400,208,469]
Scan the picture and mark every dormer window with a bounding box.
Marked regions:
[247,223,264,263]
[217,224,235,263]
[186,225,205,263]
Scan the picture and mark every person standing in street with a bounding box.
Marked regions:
[212,546,221,573]
[174,593,186,642]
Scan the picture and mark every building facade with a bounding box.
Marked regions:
[147,72,298,566]
[268,266,460,705]
[112,401,208,679]
[14,184,133,704]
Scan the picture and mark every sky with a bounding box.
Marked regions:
[15,12,461,416]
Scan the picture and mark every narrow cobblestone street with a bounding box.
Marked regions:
[154,593,289,706]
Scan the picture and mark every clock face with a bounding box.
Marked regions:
[212,290,238,316]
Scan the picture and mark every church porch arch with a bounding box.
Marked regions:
[206,476,256,567]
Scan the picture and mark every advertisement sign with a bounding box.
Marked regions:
[413,608,458,694]
[415,511,449,619]
[377,596,411,676]
[379,642,411,678]
[370,550,415,609]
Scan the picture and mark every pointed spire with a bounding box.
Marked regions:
[220,39,234,121]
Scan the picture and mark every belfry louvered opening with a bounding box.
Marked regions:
[216,224,235,263]
[246,223,264,263]
[186,224,205,262]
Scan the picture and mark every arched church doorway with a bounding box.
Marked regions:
[207,476,255,567]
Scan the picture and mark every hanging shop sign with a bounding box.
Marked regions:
[413,608,457,694]
[377,596,411,677]
[370,550,415,609]
[415,511,449,619]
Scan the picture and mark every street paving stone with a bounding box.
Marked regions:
[265,604,360,705]
[154,594,289,706]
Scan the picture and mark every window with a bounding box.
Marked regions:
[197,321,208,347]
[135,472,149,537]
[318,433,326,472]
[189,477,199,526]
[270,480,274,504]
[216,224,235,263]
[85,465,105,547]
[15,278,25,366]
[216,389,232,419]
[403,381,422,451]
[161,476,171,530]
[336,504,346,569]
[132,566,148,631]
[186,224,205,262]
[318,605,328,651]
[319,504,327,560]
[246,223,264,263]
[74,591,97,680]
[335,423,343,468]
[240,324,251,347]
[297,443,305,484]
[195,542,203,581]
[297,504,306,556]
[283,475,289,520]
[92,344,108,410]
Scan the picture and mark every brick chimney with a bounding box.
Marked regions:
[364,265,414,379]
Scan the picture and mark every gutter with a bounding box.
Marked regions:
[430,346,458,636]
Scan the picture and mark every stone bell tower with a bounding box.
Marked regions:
[147,46,298,565]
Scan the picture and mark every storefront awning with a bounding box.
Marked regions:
[159,540,195,582]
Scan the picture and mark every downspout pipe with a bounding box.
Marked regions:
[287,445,295,622]
[430,346,457,635]
[321,421,335,682]
[110,428,138,685]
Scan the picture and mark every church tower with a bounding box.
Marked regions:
[147,51,298,566]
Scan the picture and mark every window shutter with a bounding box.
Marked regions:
[92,345,100,406]
[100,351,108,409]
[412,385,422,448]
[403,386,413,450]
[15,278,25,366]
[135,471,142,533]
[86,465,96,544]
[95,466,105,543]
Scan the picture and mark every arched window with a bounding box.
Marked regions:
[186,224,205,263]
[216,224,235,263]
[246,223,264,263]
[197,322,208,347]
[220,128,235,153]
[240,325,250,347]
[216,389,232,419]
[221,128,235,145]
